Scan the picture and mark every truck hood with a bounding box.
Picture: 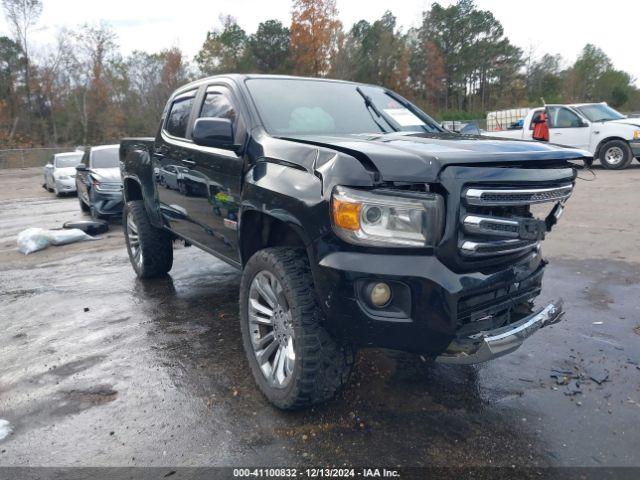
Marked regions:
[605,117,640,128]
[283,132,589,182]
[90,167,122,184]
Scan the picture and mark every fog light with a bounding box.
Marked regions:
[370,282,392,307]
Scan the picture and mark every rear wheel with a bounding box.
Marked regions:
[239,248,355,410]
[123,200,173,278]
[599,140,633,170]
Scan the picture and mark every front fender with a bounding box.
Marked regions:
[241,160,324,246]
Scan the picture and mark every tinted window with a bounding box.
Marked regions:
[55,153,83,167]
[246,78,440,135]
[90,148,119,168]
[200,92,237,124]
[166,96,195,138]
[548,107,582,128]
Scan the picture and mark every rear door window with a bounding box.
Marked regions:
[166,95,196,138]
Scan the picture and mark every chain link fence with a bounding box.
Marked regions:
[0,147,81,169]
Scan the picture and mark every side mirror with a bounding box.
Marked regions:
[192,117,235,149]
[76,164,88,172]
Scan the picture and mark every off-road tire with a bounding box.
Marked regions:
[239,247,355,410]
[599,139,633,170]
[123,200,173,278]
[79,196,90,213]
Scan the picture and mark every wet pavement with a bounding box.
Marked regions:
[0,167,639,468]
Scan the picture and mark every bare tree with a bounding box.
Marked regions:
[2,0,42,133]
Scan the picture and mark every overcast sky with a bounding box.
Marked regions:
[1,0,638,84]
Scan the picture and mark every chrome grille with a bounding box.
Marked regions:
[459,183,573,258]
[464,184,573,206]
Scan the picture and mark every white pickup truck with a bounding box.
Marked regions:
[486,103,640,170]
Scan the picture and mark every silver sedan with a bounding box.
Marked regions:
[43,151,84,196]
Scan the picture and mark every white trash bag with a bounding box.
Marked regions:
[17,227,97,255]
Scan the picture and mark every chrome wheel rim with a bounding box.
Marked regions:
[126,212,143,267]
[248,270,295,388]
[605,146,624,165]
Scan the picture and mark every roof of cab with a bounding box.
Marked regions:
[172,73,367,97]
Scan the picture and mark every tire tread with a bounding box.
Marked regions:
[240,247,354,410]
[124,200,173,278]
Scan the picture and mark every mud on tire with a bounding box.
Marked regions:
[239,247,355,410]
[123,200,173,278]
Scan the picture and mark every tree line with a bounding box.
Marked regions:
[1,0,638,148]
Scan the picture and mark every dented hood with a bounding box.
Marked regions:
[284,132,589,182]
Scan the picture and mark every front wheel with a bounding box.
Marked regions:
[123,200,173,278]
[239,248,355,410]
[599,140,633,170]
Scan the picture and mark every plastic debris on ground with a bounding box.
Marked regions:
[586,366,610,385]
[564,380,582,396]
[0,419,12,440]
[62,219,109,235]
[17,227,98,255]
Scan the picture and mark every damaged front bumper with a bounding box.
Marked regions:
[436,300,564,365]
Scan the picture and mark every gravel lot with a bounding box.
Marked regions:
[0,165,639,470]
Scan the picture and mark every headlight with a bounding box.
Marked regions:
[633,130,640,140]
[92,178,122,192]
[331,186,444,247]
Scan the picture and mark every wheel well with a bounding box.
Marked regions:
[240,211,306,266]
[124,178,143,201]
[595,137,629,158]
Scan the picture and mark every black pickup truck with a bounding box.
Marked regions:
[120,75,587,409]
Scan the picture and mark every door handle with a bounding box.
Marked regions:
[181,159,195,166]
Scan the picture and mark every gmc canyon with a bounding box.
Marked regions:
[120,75,588,409]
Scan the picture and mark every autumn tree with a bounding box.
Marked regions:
[70,23,119,144]
[290,0,341,76]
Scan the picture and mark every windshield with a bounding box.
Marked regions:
[246,78,441,136]
[55,153,83,168]
[90,147,119,168]
[575,104,625,122]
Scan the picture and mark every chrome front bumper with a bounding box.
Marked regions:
[436,300,564,365]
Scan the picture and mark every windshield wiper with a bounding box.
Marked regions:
[356,87,398,133]
[384,89,443,133]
